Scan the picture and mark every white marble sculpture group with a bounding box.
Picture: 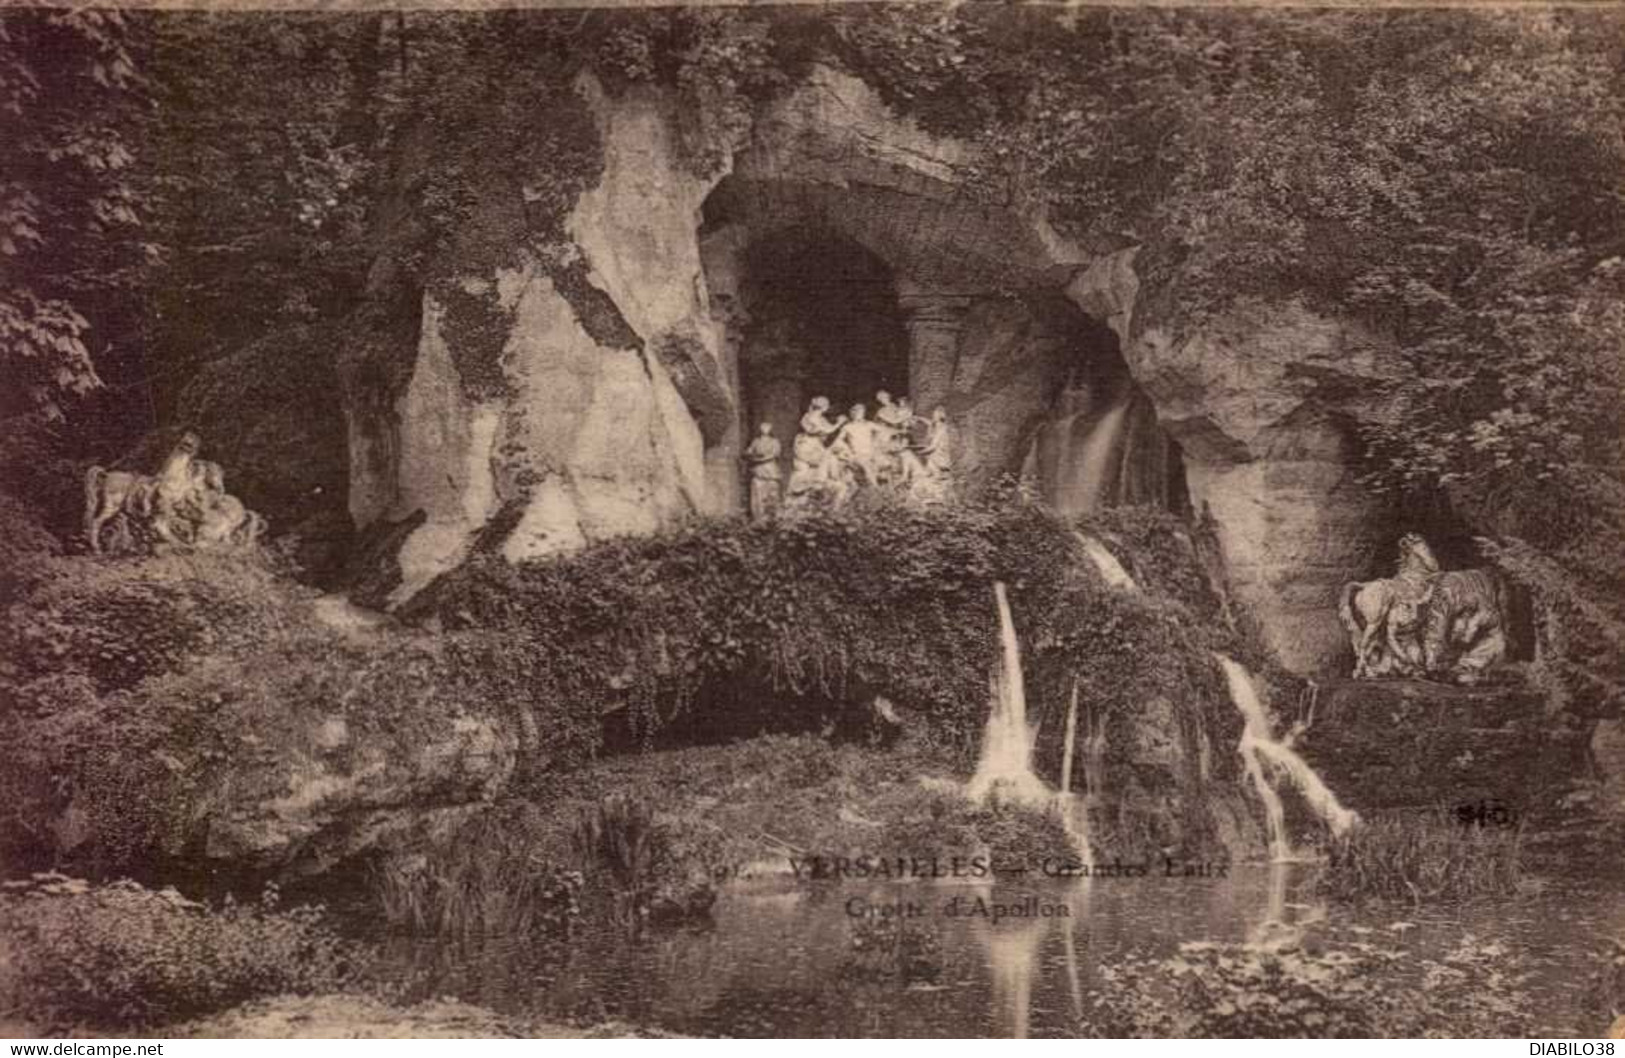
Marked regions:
[1338,532,1511,685]
[83,431,267,555]
[744,391,953,519]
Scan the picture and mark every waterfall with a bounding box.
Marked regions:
[968,583,1051,806]
[1075,531,1138,592]
[969,583,1094,869]
[1215,654,1358,861]
[1024,391,1132,518]
[1074,396,1130,514]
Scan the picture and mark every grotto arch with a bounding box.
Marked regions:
[729,227,911,487]
[696,170,1190,512]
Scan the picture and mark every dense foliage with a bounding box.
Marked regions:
[410,492,1077,750]
[0,876,361,1029]
[1317,809,1526,904]
[0,11,144,422]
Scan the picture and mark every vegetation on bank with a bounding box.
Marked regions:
[1316,809,1526,905]
[367,735,1075,937]
[0,876,362,1031]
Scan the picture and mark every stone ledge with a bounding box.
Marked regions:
[1298,677,1585,813]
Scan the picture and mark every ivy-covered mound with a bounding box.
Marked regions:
[408,493,1281,861]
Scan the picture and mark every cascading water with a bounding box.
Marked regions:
[1073,396,1130,515]
[968,583,1052,807]
[1215,654,1358,861]
[1074,531,1138,592]
[1021,391,1133,519]
[968,583,1094,869]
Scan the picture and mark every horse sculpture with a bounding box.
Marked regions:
[1337,531,1436,678]
[81,433,266,555]
[1401,534,1513,685]
[1339,532,1512,684]
[83,468,157,554]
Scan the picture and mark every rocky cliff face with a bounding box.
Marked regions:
[330,63,1422,680]
[344,76,729,604]
[1119,298,1404,672]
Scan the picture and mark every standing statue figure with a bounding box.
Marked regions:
[785,396,846,512]
[874,391,912,487]
[831,403,883,493]
[743,422,783,521]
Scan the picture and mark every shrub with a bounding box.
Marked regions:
[2,550,315,694]
[570,794,672,927]
[405,490,1081,757]
[1317,809,1525,904]
[0,876,364,1030]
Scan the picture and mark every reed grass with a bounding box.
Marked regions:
[1317,807,1525,904]
[370,793,677,935]
[569,793,669,926]
[371,812,582,936]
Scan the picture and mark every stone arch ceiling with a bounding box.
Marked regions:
[703,176,1067,294]
[702,66,1087,296]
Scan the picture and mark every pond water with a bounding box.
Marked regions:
[365,865,1625,1038]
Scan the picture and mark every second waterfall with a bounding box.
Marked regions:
[968,582,1094,869]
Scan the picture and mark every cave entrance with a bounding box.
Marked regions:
[734,229,909,482]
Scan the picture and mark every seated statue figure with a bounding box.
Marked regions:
[784,396,846,512]
[831,403,884,492]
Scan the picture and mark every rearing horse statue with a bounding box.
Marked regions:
[1337,531,1436,678]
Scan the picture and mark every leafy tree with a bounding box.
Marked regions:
[0,9,145,422]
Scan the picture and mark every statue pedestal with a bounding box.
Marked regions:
[1296,676,1586,817]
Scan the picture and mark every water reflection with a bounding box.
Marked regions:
[368,865,1623,1038]
[975,879,1093,1038]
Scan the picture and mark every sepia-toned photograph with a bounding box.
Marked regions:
[1,0,1622,1040]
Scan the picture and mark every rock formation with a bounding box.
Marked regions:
[295,60,1455,681]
